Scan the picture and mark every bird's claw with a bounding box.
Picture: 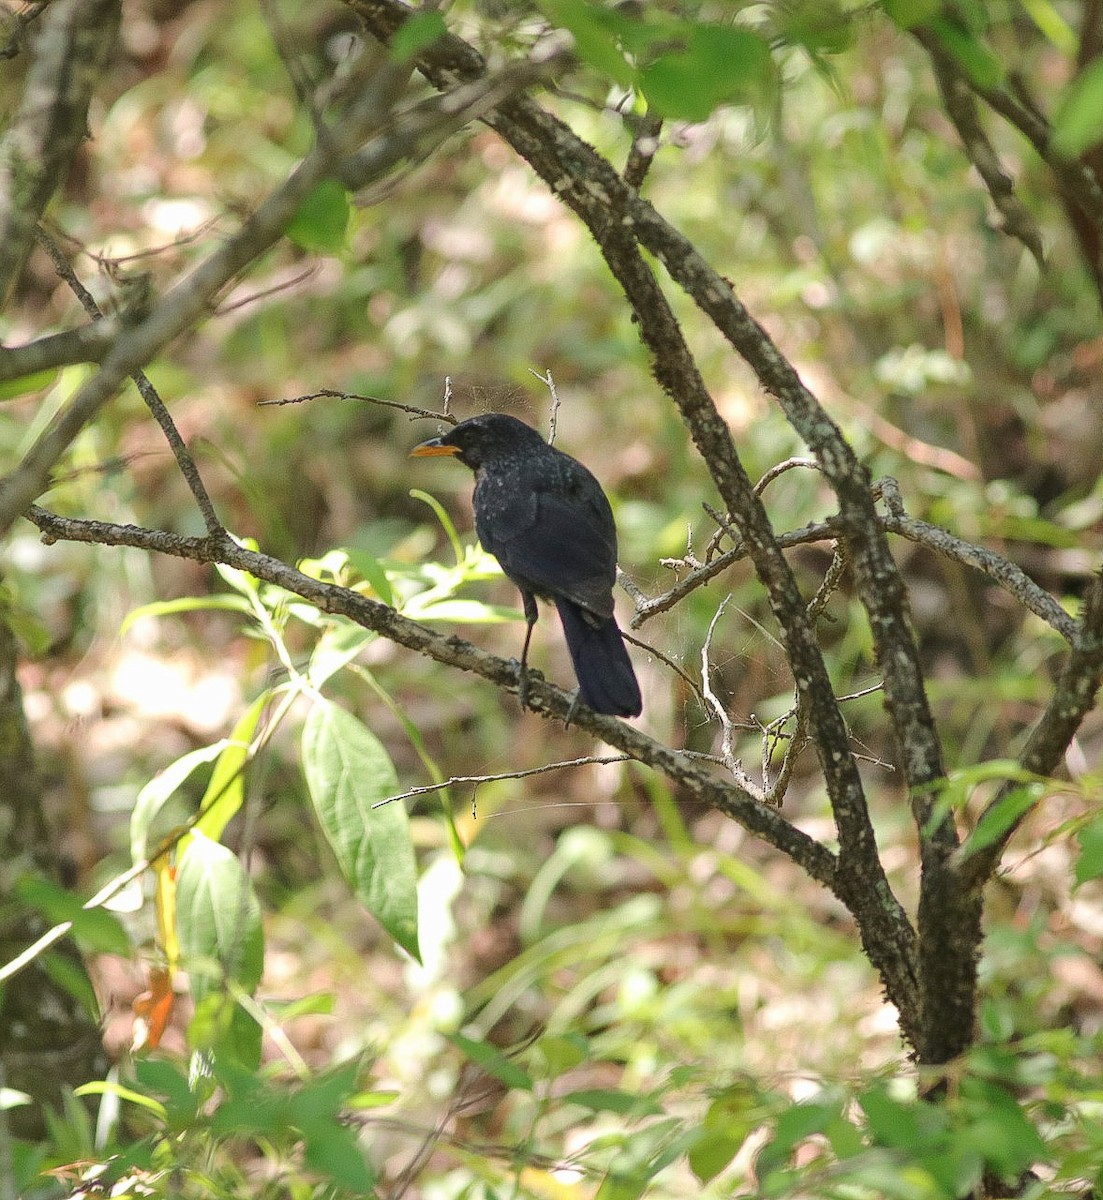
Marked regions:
[507,657,531,710]
[563,689,582,729]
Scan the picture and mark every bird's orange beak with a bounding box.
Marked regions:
[410,437,461,458]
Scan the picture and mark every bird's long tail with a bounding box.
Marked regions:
[554,598,642,717]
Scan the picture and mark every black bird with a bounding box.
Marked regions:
[411,412,642,717]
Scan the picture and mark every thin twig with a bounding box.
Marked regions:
[258,388,458,425]
[373,755,632,808]
[529,367,561,445]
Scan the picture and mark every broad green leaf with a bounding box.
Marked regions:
[640,25,774,122]
[176,831,264,1001]
[303,1122,376,1192]
[42,951,101,1020]
[390,11,446,62]
[859,1086,947,1148]
[959,1079,1047,1175]
[1052,59,1103,158]
[130,742,228,864]
[187,991,262,1070]
[287,181,350,253]
[450,1032,533,1091]
[687,1128,741,1183]
[957,785,1041,858]
[301,699,420,961]
[134,1058,198,1125]
[16,876,130,956]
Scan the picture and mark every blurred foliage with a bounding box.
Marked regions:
[2,0,1103,1196]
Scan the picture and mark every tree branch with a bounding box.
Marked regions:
[0,321,115,384]
[24,504,842,893]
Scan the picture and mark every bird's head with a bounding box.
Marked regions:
[411,412,546,470]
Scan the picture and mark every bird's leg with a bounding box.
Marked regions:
[563,688,582,729]
[517,591,538,710]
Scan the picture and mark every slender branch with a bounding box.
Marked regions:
[878,479,1077,644]
[926,45,1044,264]
[25,504,841,889]
[260,388,458,424]
[700,594,766,800]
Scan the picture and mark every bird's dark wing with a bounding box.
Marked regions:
[475,474,617,620]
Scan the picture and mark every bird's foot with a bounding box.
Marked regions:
[563,689,582,729]
[508,658,530,710]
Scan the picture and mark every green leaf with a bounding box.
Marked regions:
[42,951,101,1019]
[757,1099,841,1175]
[0,368,58,400]
[564,1088,661,1115]
[687,1128,741,1183]
[130,742,228,864]
[640,25,774,122]
[450,1032,533,1091]
[1020,0,1076,52]
[188,992,263,1070]
[957,784,1041,858]
[194,691,271,844]
[1052,59,1103,158]
[390,11,447,63]
[176,830,265,1001]
[308,621,376,689]
[540,0,636,88]
[929,16,1004,90]
[345,547,396,607]
[287,181,350,254]
[859,1086,947,1149]
[303,1122,376,1192]
[1075,818,1103,886]
[16,876,130,956]
[879,0,940,29]
[959,1079,1047,1176]
[301,699,420,961]
[75,1081,167,1123]
[121,594,252,637]
[134,1058,199,1126]
[409,598,521,623]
